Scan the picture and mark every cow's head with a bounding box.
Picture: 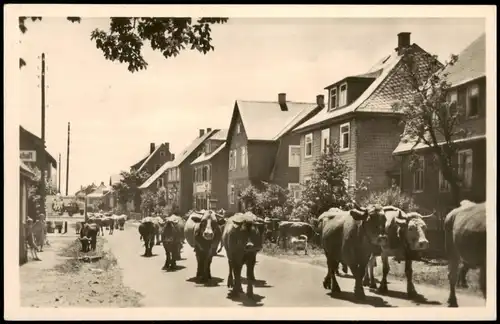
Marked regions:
[162,217,180,243]
[350,204,388,247]
[232,216,265,252]
[191,210,224,241]
[394,210,433,251]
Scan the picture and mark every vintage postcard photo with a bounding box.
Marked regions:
[4,4,496,321]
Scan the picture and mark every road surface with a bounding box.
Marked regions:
[105,223,485,308]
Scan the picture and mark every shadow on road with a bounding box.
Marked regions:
[327,291,393,307]
[227,292,265,307]
[214,254,225,258]
[140,253,159,258]
[186,276,224,287]
[162,265,186,272]
[369,288,442,306]
[336,273,355,279]
[241,277,273,288]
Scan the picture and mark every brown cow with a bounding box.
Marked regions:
[80,223,99,252]
[363,206,434,299]
[184,210,225,283]
[101,216,115,235]
[86,216,103,236]
[222,212,265,298]
[316,208,349,275]
[322,204,388,300]
[161,215,185,270]
[277,221,316,250]
[138,217,156,257]
[444,200,486,307]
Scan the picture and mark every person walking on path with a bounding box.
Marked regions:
[32,213,47,252]
[25,218,41,261]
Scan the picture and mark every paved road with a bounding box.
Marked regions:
[106,224,485,308]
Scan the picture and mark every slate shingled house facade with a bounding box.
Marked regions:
[292,32,441,197]
[393,33,487,219]
[225,93,322,213]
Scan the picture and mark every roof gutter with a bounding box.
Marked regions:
[292,111,356,134]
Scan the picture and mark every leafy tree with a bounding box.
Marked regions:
[393,48,465,205]
[140,190,156,215]
[19,17,228,72]
[27,165,58,219]
[112,170,151,212]
[239,182,294,220]
[154,187,167,214]
[300,143,354,218]
[239,185,265,216]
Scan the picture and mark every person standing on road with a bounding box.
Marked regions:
[32,213,47,252]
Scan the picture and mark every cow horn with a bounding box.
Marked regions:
[395,210,407,224]
[420,210,436,219]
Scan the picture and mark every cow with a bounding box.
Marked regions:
[117,214,127,230]
[138,217,156,257]
[316,208,349,275]
[222,212,265,298]
[161,215,185,270]
[277,221,316,250]
[362,206,434,299]
[321,204,388,300]
[79,223,99,252]
[444,200,486,307]
[289,234,309,255]
[100,215,115,235]
[111,214,120,230]
[87,216,104,236]
[184,210,225,283]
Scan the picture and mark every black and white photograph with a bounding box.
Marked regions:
[4,4,496,321]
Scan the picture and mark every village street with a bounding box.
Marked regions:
[105,223,485,308]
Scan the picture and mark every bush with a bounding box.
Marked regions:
[361,184,419,211]
[239,182,294,219]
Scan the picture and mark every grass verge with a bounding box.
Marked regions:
[21,236,143,307]
[261,242,482,297]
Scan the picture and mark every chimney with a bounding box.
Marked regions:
[207,128,212,133]
[396,32,411,55]
[278,93,288,111]
[150,143,155,154]
[199,129,205,137]
[101,181,104,186]
[316,94,325,108]
[164,142,170,152]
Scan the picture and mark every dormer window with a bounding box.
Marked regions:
[329,88,337,110]
[236,123,241,134]
[339,83,348,107]
[205,142,211,154]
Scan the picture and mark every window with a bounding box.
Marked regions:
[229,186,235,205]
[466,84,479,118]
[233,149,238,169]
[439,169,450,192]
[304,133,313,158]
[288,183,302,200]
[321,128,330,154]
[412,156,425,193]
[447,90,458,115]
[205,142,211,154]
[339,122,350,152]
[458,149,473,189]
[240,146,247,168]
[288,145,301,167]
[155,164,161,171]
[329,87,337,110]
[159,151,165,157]
[236,123,241,134]
[339,83,348,107]
[229,150,234,170]
[193,168,197,183]
[157,178,164,188]
[207,165,211,182]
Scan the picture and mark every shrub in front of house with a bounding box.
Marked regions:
[360,184,419,212]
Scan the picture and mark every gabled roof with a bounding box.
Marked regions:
[234,100,318,141]
[442,33,485,87]
[20,159,36,178]
[137,144,164,172]
[191,142,227,165]
[294,50,403,132]
[20,125,57,168]
[138,161,173,189]
[209,129,229,141]
[169,130,217,168]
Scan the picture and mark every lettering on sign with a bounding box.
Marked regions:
[20,150,37,162]
[195,182,211,193]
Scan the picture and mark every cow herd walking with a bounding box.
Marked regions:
[76,199,486,308]
[77,212,127,253]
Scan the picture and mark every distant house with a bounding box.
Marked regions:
[130,142,175,175]
[20,126,57,188]
[190,129,229,210]
[225,94,321,213]
[86,182,114,211]
[393,33,486,218]
[292,32,441,197]
[139,129,217,214]
[20,159,36,265]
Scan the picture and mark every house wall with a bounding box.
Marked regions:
[299,117,358,184]
[271,132,301,188]
[356,115,404,191]
[248,141,278,186]
[19,175,28,265]
[211,146,229,210]
[140,144,175,175]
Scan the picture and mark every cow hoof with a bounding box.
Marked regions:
[448,298,459,307]
[377,285,388,294]
[162,265,168,270]
[323,279,331,290]
[369,282,378,289]
[362,279,370,287]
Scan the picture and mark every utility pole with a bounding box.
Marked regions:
[40,53,47,217]
[65,122,70,196]
[58,153,61,193]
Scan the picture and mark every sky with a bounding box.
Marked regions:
[18,17,485,195]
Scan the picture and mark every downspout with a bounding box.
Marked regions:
[269,138,283,183]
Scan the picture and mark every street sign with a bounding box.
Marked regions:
[20,150,37,162]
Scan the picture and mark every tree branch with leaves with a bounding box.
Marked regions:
[19,16,228,72]
[392,47,466,206]
[112,170,151,212]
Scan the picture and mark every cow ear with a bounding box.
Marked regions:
[217,218,226,226]
[350,209,368,221]
[191,215,202,223]
[232,220,242,228]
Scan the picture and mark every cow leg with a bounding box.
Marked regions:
[227,258,234,289]
[353,264,367,300]
[206,254,214,280]
[329,260,341,294]
[457,263,469,288]
[405,258,420,299]
[245,253,257,298]
[447,255,459,307]
[233,261,244,294]
[91,236,97,251]
[323,252,333,289]
[194,248,203,279]
[162,244,170,270]
[377,254,390,293]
